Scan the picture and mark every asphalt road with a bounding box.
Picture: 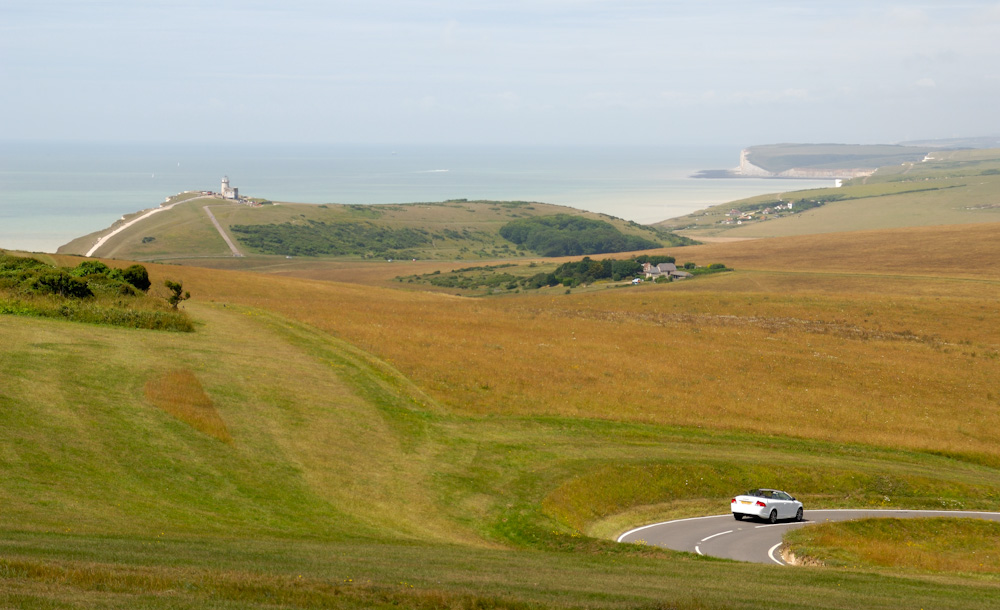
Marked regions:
[203,205,244,257]
[618,509,1000,565]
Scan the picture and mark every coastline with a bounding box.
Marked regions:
[691,169,845,181]
[1,142,837,253]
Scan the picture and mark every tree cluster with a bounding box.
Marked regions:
[398,254,728,293]
[499,214,662,257]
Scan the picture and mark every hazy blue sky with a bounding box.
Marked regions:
[3,1,999,146]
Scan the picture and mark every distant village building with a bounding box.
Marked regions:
[642,262,692,280]
[221,176,239,200]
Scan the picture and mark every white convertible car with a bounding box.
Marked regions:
[731,488,804,523]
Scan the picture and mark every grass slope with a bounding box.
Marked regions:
[133,225,1000,458]
[4,222,1000,608]
[59,198,681,265]
[6,308,1000,609]
[661,148,1000,238]
[745,143,929,173]
[785,518,1000,573]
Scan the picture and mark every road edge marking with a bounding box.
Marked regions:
[768,542,785,566]
[617,514,729,543]
[618,509,1000,543]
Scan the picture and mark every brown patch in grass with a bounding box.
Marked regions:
[145,369,231,443]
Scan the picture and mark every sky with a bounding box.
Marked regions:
[3,1,1000,146]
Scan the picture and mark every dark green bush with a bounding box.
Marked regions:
[29,269,93,298]
[71,260,112,278]
[0,254,48,274]
[499,214,661,256]
[122,264,151,291]
[86,274,139,297]
[633,255,675,265]
[1,254,190,332]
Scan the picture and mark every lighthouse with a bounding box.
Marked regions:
[221,176,238,200]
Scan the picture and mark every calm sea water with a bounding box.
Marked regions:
[0,141,834,253]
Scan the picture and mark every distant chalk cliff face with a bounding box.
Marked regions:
[736,149,774,177]
[737,149,876,179]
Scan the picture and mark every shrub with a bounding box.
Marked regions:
[164,280,191,309]
[70,260,112,278]
[122,264,151,291]
[0,254,48,273]
[1,254,191,332]
[29,269,93,298]
[85,275,139,297]
[633,255,675,265]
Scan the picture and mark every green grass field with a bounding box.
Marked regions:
[5,213,1000,608]
[5,303,1000,609]
[58,198,684,266]
[785,518,1000,573]
[10,152,1000,607]
[660,148,1000,238]
[743,143,929,173]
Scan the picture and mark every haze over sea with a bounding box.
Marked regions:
[1,142,834,253]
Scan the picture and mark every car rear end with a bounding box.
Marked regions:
[731,494,769,520]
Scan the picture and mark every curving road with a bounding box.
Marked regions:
[618,509,1000,565]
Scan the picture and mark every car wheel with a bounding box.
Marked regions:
[733,513,743,521]
[768,510,777,524]
[796,507,804,522]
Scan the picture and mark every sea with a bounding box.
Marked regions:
[0,141,835,253]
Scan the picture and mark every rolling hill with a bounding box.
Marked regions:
[741,143,930,174]
[661,148,1000,238]
[3,216,1000,608]
[58,197,692,266]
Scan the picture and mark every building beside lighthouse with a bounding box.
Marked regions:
[220,176,239,200]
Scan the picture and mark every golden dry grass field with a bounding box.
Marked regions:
[58,222,1000,461]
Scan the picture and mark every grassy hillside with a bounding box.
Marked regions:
[745,143,929,173]
[5,220,1000,607]
[58,197,690,265]
[660,148,1000,237]
[785,518,1000,572]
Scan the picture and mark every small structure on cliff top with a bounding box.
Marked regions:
[221,176,239,200]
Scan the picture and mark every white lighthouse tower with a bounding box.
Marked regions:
[221,176,238,200]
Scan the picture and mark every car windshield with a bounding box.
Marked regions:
[745,489,787,499]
